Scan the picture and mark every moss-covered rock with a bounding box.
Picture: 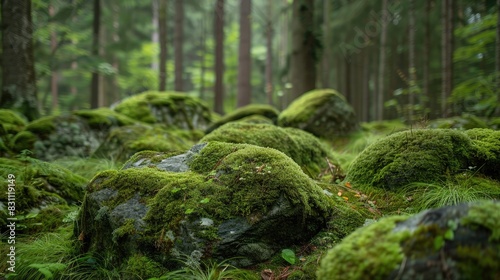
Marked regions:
[113,91,213,130]
[466,128,500,180]
[76,142,333,270]
[14,109,136,161]
[93,124,203,162]
[0,109,27,134]
[346,129,474,190]
[206,104,279,133]
[317,201,500,280]
[428,114,489,130]
[200,122,337,177]
[0,157,87,233]
[278,89,358,137]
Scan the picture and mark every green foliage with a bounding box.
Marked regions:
[281,249,296,265]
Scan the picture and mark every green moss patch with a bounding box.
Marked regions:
[200,123,337,177]
[466,128,500,180]
[206,104,279,133]
[74,108,137,129]
[0,109,27,134]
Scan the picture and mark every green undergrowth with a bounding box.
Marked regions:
[52,157,119,181]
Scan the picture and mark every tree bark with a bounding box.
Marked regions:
[174,0,184,91]
[423,0,431,117]
[377,0,388,121]
[214,0,225,114]
[90,0,100,109]
[265,0,273,106]
[408,0,416,122]
[237,0,252,108]
[441,0,454,117]
[49,3,59,113]
[152,0,159,71]
[290,0,316,102]
[321,0,331,88]
[158,0,168,91]
[496,0,500,116]
[1,0,39,120]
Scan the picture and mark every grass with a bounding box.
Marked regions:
[51,157,119,181]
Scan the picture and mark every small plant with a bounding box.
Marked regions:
[280,249,296,265]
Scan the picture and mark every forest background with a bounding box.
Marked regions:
[1,0,500,123]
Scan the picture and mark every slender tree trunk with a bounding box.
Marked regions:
[496,0,500,116]
[408,0,416,122]
[199,5,207,101]
[158,0,168,91]
[290,0,316,102]
[423,0,431,117]
[237,0,252,107]
[265,0,273,106]
[362,51,370,122]
[152,0,159,71]
[90,0,100,108]
[49,3,59,113]
[377,0,388,121]
[174,0,184,91]
[321,0,331,88]
[279,0,289,109]
[441,0,453,117]
[1,0,39,120]
[214,0,225,114]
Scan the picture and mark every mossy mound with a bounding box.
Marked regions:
[278,89,358,137]
[0,157,86,233]
[466,128,500,180]
[346,129,474,190]
[76,142,332,270]
[200,122,337,177]
[0,109,27,134]
[13,109,136,161]
[317,201,500,280]
[206,104,279,133]
[113,91,213,130]
[93,124,203,162]
[428,114,489,130]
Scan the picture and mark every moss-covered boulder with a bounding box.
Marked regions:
[317,201,500,280]
[200,122,337,177]
[113,91,213,130]
[206,104,279,133]
[428,114,489,130]
[466,128,500,180]
[0,109,28,157]
[93,124,203,162]
[346,129,475,190]
[0,157,87,233]
[12,109,136,161]
[278,89,358,137]
[76,142,332,271]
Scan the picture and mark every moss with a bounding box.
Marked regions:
[278,89,358,137]
[200,123,337,177]
[316,215,410,280]
[465,128,500,180]
[0,109,27,134]
[74,108,137,129]
[361,119,408,134]
[113,91,212,128]
[206,104,279,133]
[122,150,181,168]
[237,114,275,125]
[10,130,37,152]
[122,253,165,279]
[25,116,57,135]
[461,200,500,242]
[346,129,474,191]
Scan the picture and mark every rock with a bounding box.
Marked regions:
[465,128,500,180]
[11,109,136,161]
[206,104,279,133]
[76,142,332,270]
[113,91,213,130]
[317,200,500,280]
[200,122,337,177]
[93,124,203,162]
[278,89,358,137]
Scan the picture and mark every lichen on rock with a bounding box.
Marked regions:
[278,89,358,137]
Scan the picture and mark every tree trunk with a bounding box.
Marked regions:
[289,0,316,102]
[441,0,453,117]
[152,0,159,71]
[321,0,331,88]
[496,0,500,116]
[408,0,416,122]
[174,0,184,91]
[423,0,431,117]
[214,0,225,114]
[377,0,388,121]
[49,3,59,113]
[278,0,290,109]
[1,0,39,120]
[90,0,100,109]
[158,0,168,91]
[265,0,273,106]
[237,0,252,108]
